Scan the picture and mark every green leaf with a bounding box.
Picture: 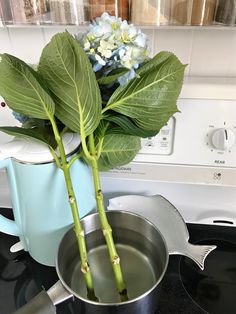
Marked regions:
[0,54,55,120]
[136,52,174,77]
[94,119,109,141]
[22,118,48,129]
[0,126,57,148]
[104,113,159,138]
[104,52,186,130]
[97,134,141,171]
[38,32,102,136]
[97,68,130,85]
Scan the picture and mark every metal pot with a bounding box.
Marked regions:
[14,211,169,314]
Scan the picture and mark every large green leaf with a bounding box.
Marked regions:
[97,68,129,85]
[94,119,109,141]
[0,126,57,148]
[0,54,55,119]
[104,52,186,130]
[38,32,102,136]
[136,51,173,76]
[103,113,159,138]
[97,134,141,171]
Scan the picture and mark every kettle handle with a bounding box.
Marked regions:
[0,158,21,236]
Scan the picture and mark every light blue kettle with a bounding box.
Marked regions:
[0,133,95,266]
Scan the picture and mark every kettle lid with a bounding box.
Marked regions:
[0,133,80,163]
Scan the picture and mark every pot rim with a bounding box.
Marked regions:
[56,210,169,307]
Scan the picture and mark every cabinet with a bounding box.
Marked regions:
[0,0,235,28]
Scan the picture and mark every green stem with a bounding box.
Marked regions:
[60,126,69,138]
[49,147,62,169]
[67,152,82,169]
[49,117,97,301]
[96,137,104,159]
[87,133,128,302]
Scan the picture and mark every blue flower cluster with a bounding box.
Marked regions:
[12,13,149,124]
[12,111,29,123]
[79,12,149,85]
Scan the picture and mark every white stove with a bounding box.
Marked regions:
[101,77,236,226]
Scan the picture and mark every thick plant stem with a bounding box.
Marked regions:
[88,134,128,302]
[61,165,97,301]
[50,118,97,301]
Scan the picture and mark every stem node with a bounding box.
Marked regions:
[69,196,76,204]
[74,228,85,237]
[112,255,120,265]
[102,226,112,236]
[81,263,90,274]
[97,189,103,200]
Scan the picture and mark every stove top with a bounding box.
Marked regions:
[1,208,236,314]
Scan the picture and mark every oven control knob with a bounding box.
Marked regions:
[211,128,235,151]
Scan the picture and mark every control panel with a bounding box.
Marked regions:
[139,118,174,155]
[134,98,236,169]
[102,96,236,187]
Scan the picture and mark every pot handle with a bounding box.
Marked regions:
[13,281,73,314]
[13,290,56,314]
[47,280,73,305]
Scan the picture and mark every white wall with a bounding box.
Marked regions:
[0,26,236,77]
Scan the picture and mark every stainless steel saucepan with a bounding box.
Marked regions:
[14,211,169,314]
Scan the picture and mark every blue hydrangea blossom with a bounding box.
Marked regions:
[79,12,149,85]
[12,14,149,124]
[12,111,29,123]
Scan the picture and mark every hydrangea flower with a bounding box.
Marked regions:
[78,12,149,85]
[12,111,29,123]
[12,14,149,124]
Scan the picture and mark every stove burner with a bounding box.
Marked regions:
[180,239,236,314]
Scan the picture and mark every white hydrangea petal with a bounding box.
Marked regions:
[119,48,126,58]
[84,40,90,50]
[95,54,106,66]
[104,50,113,58]
[120,20,129,30]
[128,26,138,38]
[134,33,147,48]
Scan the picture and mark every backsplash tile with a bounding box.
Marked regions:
[153,29,194,76]
[189,29,236,77]
[142,29,154,57]
[7,28,45,63]
[42,26,88,44]
[0,28,12,53]
[0,26,235,77]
